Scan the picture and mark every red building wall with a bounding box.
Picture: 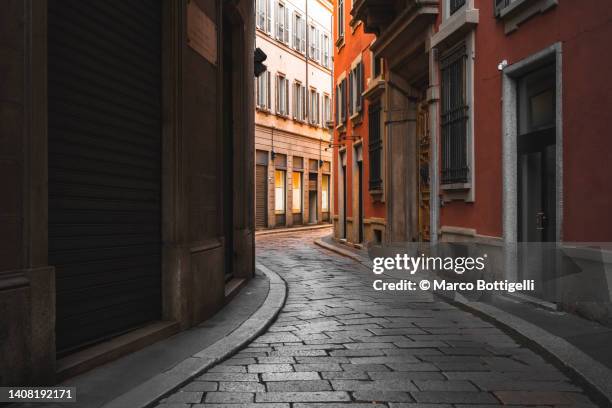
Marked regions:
[332,2,385,228]
[439,0,612,242]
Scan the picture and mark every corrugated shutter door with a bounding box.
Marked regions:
[48,0,163,352]
[256,165,267,228]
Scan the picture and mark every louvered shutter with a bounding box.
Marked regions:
[284,7,290,43]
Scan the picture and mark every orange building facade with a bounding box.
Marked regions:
[331,0,386,245]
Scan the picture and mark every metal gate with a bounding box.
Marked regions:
[417,101,431,242]
[48,0,162,352]
[255,165,268,228]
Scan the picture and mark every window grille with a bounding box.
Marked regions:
[441,43,469,184]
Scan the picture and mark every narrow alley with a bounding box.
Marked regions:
[155,229,597,407]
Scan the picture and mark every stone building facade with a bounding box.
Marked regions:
[0,0,255,385]
[331,0,386,247]
[350,0,612,319]
[254,0,334,229]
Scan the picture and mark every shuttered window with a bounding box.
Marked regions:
[368,103,383,191]
[276,74,289,116]
[441,43,469,184]
[276,1,289,43]
[293,13,305,53]
[349,62,363,116]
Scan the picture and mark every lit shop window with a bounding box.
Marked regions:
[292,172,302,213]
[275,170,286,214]
[322,174,330,212]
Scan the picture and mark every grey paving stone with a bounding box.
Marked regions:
[493,390,592,405]
[262,371,321,381]
[321,371,369,380]
[266,380,332,392]
[161,391,203,403]
[210,365,248,373]
[352,391,414,402]
[193,404,289,408]
[257,356,296,364]
[331,379,417,391]
[199,373,260,382]
[248,364,294,373]
[413,380,478,391]
[180,381,218,392]
[389,404,452,408]
[293,363,343,372]
[205,392,255,403]
[411,391,498,404]
[368,371,445,381]
[219,382,267,392]
[255,391,351,403]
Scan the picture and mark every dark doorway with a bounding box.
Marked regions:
[222,11,235,282]
[517,64,556,298]
[308,173,318,224]
[342,164,347,239]
[357,160,364,243]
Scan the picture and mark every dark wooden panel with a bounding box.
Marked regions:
[255,165,267,228]
[48,0,162,352]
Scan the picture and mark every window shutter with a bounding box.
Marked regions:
[356,63,363,112]
[348,71,354,116]
[275,2,279,39]
[266,0,272,32]
[284,7,290,43]
[286,79,290,115]
[266,72,271,109]
[341,80,347,123]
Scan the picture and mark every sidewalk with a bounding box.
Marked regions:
[14,271,273,408]
[255,224,332,236]
[315,234,612,404]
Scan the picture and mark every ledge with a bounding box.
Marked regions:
[430,7,479,50]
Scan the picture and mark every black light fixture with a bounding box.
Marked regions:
[254,47,267,77]
[271,150,276,160]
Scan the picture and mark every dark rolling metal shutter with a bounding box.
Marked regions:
[48,0,162,352]
[255,165,268,228]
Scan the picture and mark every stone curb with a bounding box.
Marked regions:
[256,224,332,236]
[315,237,612,407]
[102,263,287,408]
[313,238,373,269]
[448,293,612,408]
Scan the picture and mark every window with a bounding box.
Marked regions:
[338,0,345,40]
[323,94,331,126]
[368,103,383,191]
[309,89,320,125]
[441,43,469,185]
[322,174,330,212]
[322,33,331,68]
[276,74,289,116]
[276,1,289,43]
[293,81,306,121]
[309,25,320,62]
[293,13,305,53]
[336,78,347,125]
[450,0,466,15]
[274,170,286,213]
[256,71,271,110]
[256,0,272,33]
[292,172,302,213]
[349,62,363,116]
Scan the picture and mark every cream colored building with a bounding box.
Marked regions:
[255,0,334,229]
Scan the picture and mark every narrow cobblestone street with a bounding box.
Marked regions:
[156,230,598,407]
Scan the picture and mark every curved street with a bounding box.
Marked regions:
[156,229,597,407]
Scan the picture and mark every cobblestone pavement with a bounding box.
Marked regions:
[156,230,598,408]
